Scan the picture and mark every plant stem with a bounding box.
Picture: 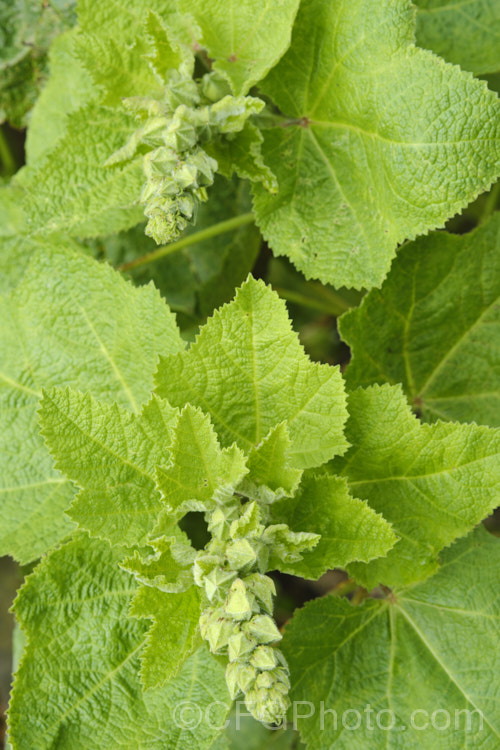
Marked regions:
[0,127,16,177]
[118,212,255,272]
[479,180,500,225]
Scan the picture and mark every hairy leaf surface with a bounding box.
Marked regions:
[340,215,500,427]
[253,0,500,288]
[415,0,500,74]
[10,535,229,750]
[156,276,348,469]
[283,527,500,749]
[331,385,500,588]
[0,249,182,562]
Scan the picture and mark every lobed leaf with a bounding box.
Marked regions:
[155,276,348,469]
[340,214,500,428]
[331,384,500,588]
[253,0,500,288]
[283,526,500,749]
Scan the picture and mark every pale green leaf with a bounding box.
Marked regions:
[253,0,500,289]
[340,214,500,428]
[39,389,178,546]
[77,0,177,41]
[177,0,300,94]
[123,528,195,592]
[130,584,202,689]
[23,101,145,238]
[206,122,278,192]
[25,28,96,165]
[9,534,229,749]
[155,404,248,513]
[0,0,77,127]
[269,474,396,579]
[283,526,500,749]
[239,423,302,504]
[155,276,348,469]
[0,248,183,562]
[331,384,500,588]
[415,0,500,75]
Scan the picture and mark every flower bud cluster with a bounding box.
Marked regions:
[194,497,317,725]
[106,71,264,244]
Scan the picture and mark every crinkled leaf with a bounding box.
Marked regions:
[206,122,278,192]
[25,28,96,165]
[155,404,248,513]
[415,0,500,75]
[283,526,500,749]
[253,0,500,289]
[0,0,77,126]
[331,384,500,588]
[156,276,348,469]
[130,584,201,689]
[9,534,229,750]
[239,423,302,504]
[77,0,177,40]
[0,248,182,562]
[39,389,178,546]
[270,474,396,579]
[177,0,300,95]
[23,101,144,238]
[340,214,500,428]
[123,529,195,592]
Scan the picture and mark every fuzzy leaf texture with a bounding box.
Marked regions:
[283,526,500,749]
[415,0,500,74]
[9,534,230,750]
[339,213,500,428]
[177,0,301,95]
[155,276,349,469]
[253,0,500,289]
[0,248,183,562]
[330,384,500,588]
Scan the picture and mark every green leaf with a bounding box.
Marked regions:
[155,404,248,513]
[22,101,145,238]
[9,534,229,749]
[25,28,96,165]
[130,584,202,689]
[283,526,500,749]
[415,0,500,75]
[331,384,500,588]
[155,276,348,469]
[239,423,302,504]
[77,0,177,41]
[123,528,195,591]
[340,214,500,428]
[0,0,77,127]
[39,390,178,547]
[269,474,396,579]
[206,122,278,192]
[253,0,500,289]
[0,248,182,562]
[177,0,300,95]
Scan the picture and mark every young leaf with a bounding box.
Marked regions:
[269,474,396,579]
[331,384,500,588]
[155,404,248,513]
[415,0,500,75]
[253,0,500,289]
[340,214,500,428]
[239,423,302,504]
[283,526,500,749]
[9,534,229,750]
[0,248,182,562]
[130,584,202,689]
[39,390,178,547]
[155,276,348,469]
[177,0,301,95]
[22,101,145,238]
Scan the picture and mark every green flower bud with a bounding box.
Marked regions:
[226,538,257,570]
[225,579,254,620]
[227,630,257,662]
[245,614,282,644]
[250,645,278,671]
[244,573,275,614]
